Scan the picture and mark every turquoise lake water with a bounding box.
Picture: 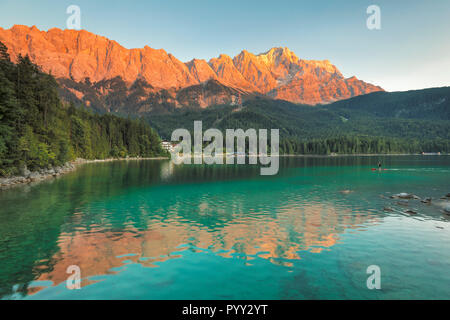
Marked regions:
[0,155,449,300]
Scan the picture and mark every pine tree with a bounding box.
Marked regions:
[0,41,10,62]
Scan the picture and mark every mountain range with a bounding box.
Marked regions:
[0,25,383,113]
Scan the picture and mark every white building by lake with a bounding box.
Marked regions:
[161,141,175,152]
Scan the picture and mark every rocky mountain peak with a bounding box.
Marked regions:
[0,25,383,108]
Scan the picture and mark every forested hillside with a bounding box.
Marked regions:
[327,88,450,120]
[146,96,450,155]
[0,41,165,177]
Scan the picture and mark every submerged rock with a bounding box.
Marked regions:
[405,210,417,215]
[421,198,432,204]
[383,207,394,212]
[396,200,409,207]
[340,190,354,195]
[433,201,450,215]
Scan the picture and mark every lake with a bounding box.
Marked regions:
[0,155,449,299]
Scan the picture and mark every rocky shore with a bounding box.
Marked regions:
[0,156,169,191]
[0,162,77,190]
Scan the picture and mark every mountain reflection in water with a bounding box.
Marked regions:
[1,156,449,299]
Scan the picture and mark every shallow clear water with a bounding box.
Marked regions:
[0,156,449,300]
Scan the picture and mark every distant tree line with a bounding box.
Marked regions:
[0,41,166,176]
[280,136,449,155]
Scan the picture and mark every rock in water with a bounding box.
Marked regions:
[391,193,419,200]
[444,204,450,214]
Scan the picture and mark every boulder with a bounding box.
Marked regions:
[391,193,419,200]
[28,172,41,181]
[443,204,450,214]
[21,166,31,177]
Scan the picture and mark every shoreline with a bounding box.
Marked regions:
[72,156,169,164]
[177,153,447,158]
[0,156,169,191]
[279,153,448,157]
[1,153,446,191]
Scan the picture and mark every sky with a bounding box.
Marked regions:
[0,0,449,91]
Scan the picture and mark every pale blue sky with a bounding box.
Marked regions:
[0,0,449,91]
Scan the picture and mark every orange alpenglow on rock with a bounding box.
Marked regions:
[0,25,383,106]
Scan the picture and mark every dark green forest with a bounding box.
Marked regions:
[0,41,165,177]
[328,88,450,120]
[146,96,450,155]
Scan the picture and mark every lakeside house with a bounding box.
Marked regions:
[161,141,175,153]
